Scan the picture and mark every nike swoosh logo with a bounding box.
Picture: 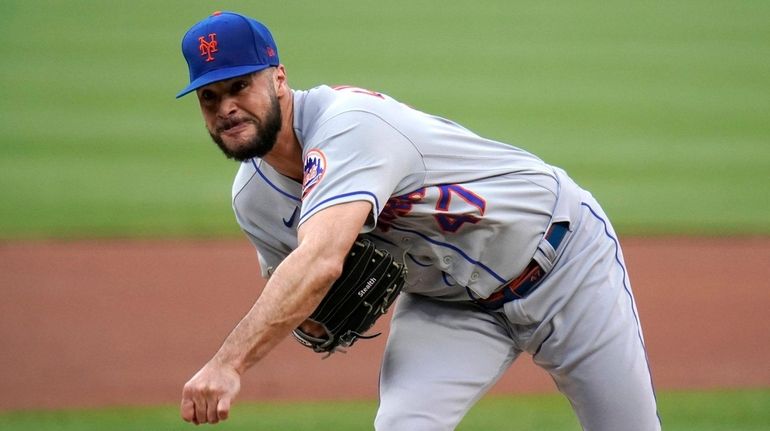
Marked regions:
[283,206,299,228]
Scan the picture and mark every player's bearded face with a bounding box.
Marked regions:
[208,86,282,161]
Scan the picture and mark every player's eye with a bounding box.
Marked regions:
[199,90,216,102]
[231,80,248,94]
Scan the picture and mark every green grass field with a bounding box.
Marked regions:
[1,0,768,239]
[1,390,769,431]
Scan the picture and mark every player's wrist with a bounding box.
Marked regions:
[209,350,247,376]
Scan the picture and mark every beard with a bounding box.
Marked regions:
[208,91,282,161]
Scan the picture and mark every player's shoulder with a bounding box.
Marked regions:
[294,85,337,114]
[297,85,399,122]
[294,85,406,145]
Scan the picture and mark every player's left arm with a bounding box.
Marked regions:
[180,200,371,425]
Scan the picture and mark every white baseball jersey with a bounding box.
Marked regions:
[233,85,566,300]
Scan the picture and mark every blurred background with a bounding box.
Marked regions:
[1,0,768,238]
[1,1,768,430]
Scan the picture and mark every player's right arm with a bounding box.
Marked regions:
[180,200,372,425]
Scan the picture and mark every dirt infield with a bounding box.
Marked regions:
[1,237,768,410]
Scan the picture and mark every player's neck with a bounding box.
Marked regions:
[263,143,302,182]
[263,93,303,182]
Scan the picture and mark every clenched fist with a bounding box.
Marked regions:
[181,361,241,425]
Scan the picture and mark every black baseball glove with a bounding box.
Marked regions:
[292,238,407,355]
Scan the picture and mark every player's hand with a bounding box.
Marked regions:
[181,361,241,425]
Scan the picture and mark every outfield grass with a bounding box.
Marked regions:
[1,0,769,239]
[1,389,768,430]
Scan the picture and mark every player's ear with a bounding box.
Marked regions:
[272,65,289,96]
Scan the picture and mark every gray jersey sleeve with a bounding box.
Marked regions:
[298,110,424,231]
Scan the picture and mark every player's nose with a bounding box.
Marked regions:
[217,96,239,119]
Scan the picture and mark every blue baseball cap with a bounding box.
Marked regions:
[176,11,279,98]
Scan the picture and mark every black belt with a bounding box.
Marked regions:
[471,222,569,310]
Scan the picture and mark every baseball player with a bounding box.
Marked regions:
[177,11,661,430]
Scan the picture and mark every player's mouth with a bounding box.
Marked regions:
[218,119,253,137]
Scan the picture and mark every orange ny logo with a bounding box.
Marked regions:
[198,33,218,62]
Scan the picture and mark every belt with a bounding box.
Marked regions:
[471,222,570,310]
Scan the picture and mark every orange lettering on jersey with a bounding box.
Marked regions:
[379,189,426,232]
[198,34,218,62]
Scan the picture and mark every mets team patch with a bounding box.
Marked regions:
[302,149,327,198]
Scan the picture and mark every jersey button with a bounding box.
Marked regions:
[401,237,411,243]
[470,272,480,282]
[442,256,453,265]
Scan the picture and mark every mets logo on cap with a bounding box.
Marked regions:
[198,33,218,62]
[302,149,326,198]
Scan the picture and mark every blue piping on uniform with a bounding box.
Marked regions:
[299,191,380,225]
[251,159,301,203]
[388,226,507,283]
[581,202,662,425]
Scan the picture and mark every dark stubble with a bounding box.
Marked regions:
[208,87,282,161]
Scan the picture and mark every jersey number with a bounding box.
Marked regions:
[380,185,486,233]
[434,185,485,232]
